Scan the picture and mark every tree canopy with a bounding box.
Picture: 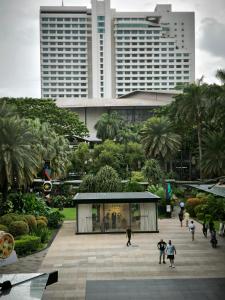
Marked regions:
[1,98,88,137]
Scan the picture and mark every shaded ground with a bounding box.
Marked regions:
[86,278,225,300]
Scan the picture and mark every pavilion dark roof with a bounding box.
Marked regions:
[73,192,159,203]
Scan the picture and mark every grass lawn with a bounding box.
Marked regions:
[59,207,76,221]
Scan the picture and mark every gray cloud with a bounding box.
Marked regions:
[199,18,225,59]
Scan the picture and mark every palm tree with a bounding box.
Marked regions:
[216,69,225,84]
[95,111,124,141]
[0,117,41,203]
[202,131,225,177]
[28,119,71,179]
[140,116,181,169]
[174,81,207,179]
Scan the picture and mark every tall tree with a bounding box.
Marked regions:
[95,165,121,192]
[95,111,124,141]
[0,116,41,203]
[2,98,88,137]
[140,116,181,168]
[173,81,207,179]
[202,131,225,177]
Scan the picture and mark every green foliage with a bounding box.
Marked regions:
[140,116,181,161]
[193,195,225,221]
[34,227,50,243]
[142,159,163,184]
[202,131,225,177]
[130,171,145,182]
[92,140,126,176]
[95,165,122,192]
[37,220,47,229]
[14,235,41,256]
[0,224,9,232]
[124,142,145,171]
[51,195,67,210]
[185,197,204,217]
[24,215,37,232]
[79,174,96,192]
[70,142,91,175]
[0,213,26,226]
[47,210,64,228]
[148,184,167,215]
[124,181,145,192]
[21,194,51,217]
[36,216,48,224]
[95,111,124,141]
[9,221,29,237]
[2,98,88,137]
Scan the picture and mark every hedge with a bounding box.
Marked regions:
[9,221,29,237]
[14,235,41,256]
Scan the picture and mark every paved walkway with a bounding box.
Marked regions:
[36,219,225,300]
[1,217,225,299]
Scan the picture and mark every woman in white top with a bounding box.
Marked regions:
[188,220,196,241]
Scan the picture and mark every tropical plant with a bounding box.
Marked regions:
[140,116,181,168]
[95,111,124,141]
[70,142,91,175]
[95,165,121,192]
[202,131,225,177]
[79,174,96,192]
[0,116,41,203]
[142,159,163,184]
[2,98,88,137]
[173,81,208,179]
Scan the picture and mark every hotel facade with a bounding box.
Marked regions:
[40,0,195,99]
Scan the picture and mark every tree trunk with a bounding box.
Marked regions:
[1,180,8,215]
[197,123,203,180]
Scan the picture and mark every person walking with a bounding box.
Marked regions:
[189,220,196,241]
[184,210,190,227]
[166,240,176,268]
[202,222,208,238]
[126,227,132,246]
[157,239,167,264]
[178,210,184,227]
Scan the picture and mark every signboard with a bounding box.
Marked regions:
[166,205,171,213]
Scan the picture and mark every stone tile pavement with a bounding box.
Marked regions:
[1,218,225,299]
[36,219,225,300]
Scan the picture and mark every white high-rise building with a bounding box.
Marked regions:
[40,1,195,99]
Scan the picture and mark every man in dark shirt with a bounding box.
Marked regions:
[126,227,132,246]
[157,239,167,264]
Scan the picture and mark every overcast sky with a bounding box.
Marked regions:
[0,0,225,98]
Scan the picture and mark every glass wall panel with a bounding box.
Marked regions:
[131,203,141,230]
[103,203,130,232]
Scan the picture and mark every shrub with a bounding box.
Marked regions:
[36,216,48,224]
[9,221,29,237]
[34,227,50,243]
[37,220,47,229]
[0,224,9,232]
[186,197,204,217]
[21,193,51,217]
[24,215,37,232]
[0,215,15,226]
[14,235,41,256]
[48,211,64,228]
[124,180,145,192]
